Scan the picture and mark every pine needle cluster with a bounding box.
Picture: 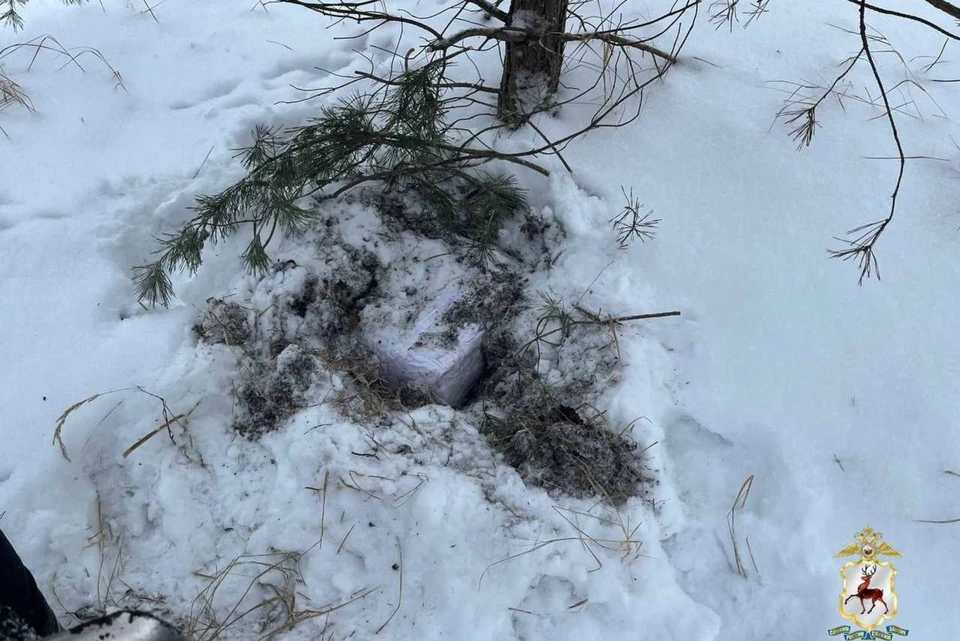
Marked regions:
[135,60,528,307]
[2,0,86,30]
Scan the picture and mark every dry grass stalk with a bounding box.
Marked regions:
[728,474,755,578]
[53,388,131,461]
[0,35,125,87]
[914,516,960,524]
[0,67,33,113]
[124,399,201,458]
[479,502,643,588]
[55,387,199,462]
[304,470,330,549]
[186,546,375,641]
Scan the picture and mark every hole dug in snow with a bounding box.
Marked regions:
[195,205,652,505]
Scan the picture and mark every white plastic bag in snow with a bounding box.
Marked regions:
[362,289,484,407]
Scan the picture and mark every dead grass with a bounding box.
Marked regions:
[54,388,130,461]
[0,65,34,120]
[185,547,376,641]
[727,474,758,578]
[375,539,402,635]
[480,378,652,506]
[479,503,644,588]
[312,343,439,423]
[0,35,125,88]
[54,386,201,463]
[0,34,125,136]
[51,501,168,626]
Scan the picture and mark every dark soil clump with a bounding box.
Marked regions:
[482,396,647,505]
[195,299,252,346]
[233,345,318,438]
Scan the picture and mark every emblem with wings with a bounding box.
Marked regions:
[831,527,906,635]
[834,526,901,562]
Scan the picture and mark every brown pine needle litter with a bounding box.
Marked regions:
[186,546,376,641]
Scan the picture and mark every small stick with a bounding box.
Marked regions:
[607,310,682,322]
[572,304,681,324]
[833,454,845,471]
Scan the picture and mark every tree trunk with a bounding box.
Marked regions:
[497,0,568,127]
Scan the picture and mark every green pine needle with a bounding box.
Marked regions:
[133,261,174,308]
[3,0,85,30]
[242,234,271,274]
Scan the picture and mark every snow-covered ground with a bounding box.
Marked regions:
[1,0,959,639]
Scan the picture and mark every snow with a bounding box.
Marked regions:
[1,0,959,640]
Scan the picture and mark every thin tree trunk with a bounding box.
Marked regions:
[497,0,568,126]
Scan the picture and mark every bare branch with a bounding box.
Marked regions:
[829,0,905,283]
[842,0,960,41]
[561,31,679,64]
[431,25,678,64]
[429,25,527,49]
[464,0,508,22]
[273,0,444,40]
[922,0,960,21]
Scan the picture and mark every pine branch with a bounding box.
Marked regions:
[133,0,706,306]
[774,49,863,149]
[135,60,532,306]
[2,0,88,30]
[133,261,174,308]
[1,0,27,30]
